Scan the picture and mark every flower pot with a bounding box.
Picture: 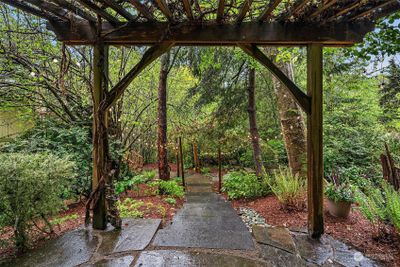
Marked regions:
[327,199,351,218]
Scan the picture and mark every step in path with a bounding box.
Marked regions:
[153,173,255,250]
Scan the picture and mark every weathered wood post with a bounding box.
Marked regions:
[92,41,109,230]
[178,136,185,187]
[218,146,222,193]
[192,142,200,172]
[307,43,324,238]
[176,138,181,177]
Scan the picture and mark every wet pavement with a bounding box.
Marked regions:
[1,174,381,267]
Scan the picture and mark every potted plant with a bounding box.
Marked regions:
[325,173,354,218]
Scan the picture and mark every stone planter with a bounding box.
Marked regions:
[327,199,352,218]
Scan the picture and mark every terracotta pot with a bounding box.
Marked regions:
[327,199,351,218]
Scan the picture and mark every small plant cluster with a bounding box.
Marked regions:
[0,153,75,251]
[268,167,306,211]
[222,171,269,200]
[325,171,355,203]
[356,181,400,236]
[115,170,156,195]
[158,180,184,198]
[117,198,168,218]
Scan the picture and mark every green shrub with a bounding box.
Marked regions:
[50,214,79,226]
[0,153,75,251]
[164,197,177,205]
[355,181,400,235]
[159,180,184,198]
[200,167,211,174]
[115,170,156,195]
[222,171,269,200]
[269,167,306,210]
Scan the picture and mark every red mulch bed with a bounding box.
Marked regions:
[214,180,400,267]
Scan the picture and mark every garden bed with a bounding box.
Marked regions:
[220,191,400,267]
[0,183,184,262]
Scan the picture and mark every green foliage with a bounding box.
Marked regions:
[158,180,184,198]
[222,171,269,200]
[50,214,79,226]
[268,167,306,210]
[325,183,354,203]
[200,167,210,174]
[115,170,156,195]
[0,153,75,250]
[164,197,177,205]
[0,119,92,197]
[117,198,145,218]
[355,181,400,234]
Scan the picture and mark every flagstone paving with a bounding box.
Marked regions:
[1,173,381,267]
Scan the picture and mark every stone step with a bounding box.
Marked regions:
[163,218,248,232]
[153,228,254,250]
[174,206,238,218]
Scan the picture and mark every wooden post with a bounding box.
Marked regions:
[92,41,109,230]
[307,43,324,238]
[176,138,181,177]
[193,142,200,172]
[218,146,222,193]
[178,136,185,186]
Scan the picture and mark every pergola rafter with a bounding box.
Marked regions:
[1,0,399,238]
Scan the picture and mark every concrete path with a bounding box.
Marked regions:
[153,174,254,250]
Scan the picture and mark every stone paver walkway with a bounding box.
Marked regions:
[1,173,381,267]
[153,174,254,250]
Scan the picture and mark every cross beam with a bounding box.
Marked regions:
[238,43,310,114]
[48,21,374,46]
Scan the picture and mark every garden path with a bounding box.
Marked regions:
[2,174,380,267]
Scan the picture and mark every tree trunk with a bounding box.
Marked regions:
[269,48,307,177]
[157,53,170,181]
[247,68,265,178]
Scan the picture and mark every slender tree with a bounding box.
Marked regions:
[157,53,170,180]
[269,48,306,177]
[247,67,265,177]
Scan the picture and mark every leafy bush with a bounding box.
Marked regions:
[355,181,400,235]
[0,153,75,251]
[164,197,177,205]
[159,180,184,198]
[0,119,92,197]
[269,167,306,210]
[117,198,144,218]
[222,171,269,200]
[115,170,156,195]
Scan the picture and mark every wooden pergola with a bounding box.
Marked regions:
[2,0,399,238]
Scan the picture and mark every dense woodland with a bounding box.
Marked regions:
[0,4,400,265]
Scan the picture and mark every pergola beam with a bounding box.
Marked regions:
[283,0,310,20]
[182,0,194,20]
[154,0,173,21]
[216,0,225,23]
[309,0,338,19]
[97,0,136,21]
[238,43,311,114]
[76,0,120,25]
[236,0,252,24]
[49,21,374,46]
[326,1,365,22]
[25,0,73,21]
[50,0,97,23]
[1,0,64,21]
[258,0,283,22]
[351,0,399,21]
[105,42,174,109]
[129,0,155,21]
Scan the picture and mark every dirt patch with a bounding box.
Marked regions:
[220,192,400,267]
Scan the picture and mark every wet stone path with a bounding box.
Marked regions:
[1,173,381,267]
